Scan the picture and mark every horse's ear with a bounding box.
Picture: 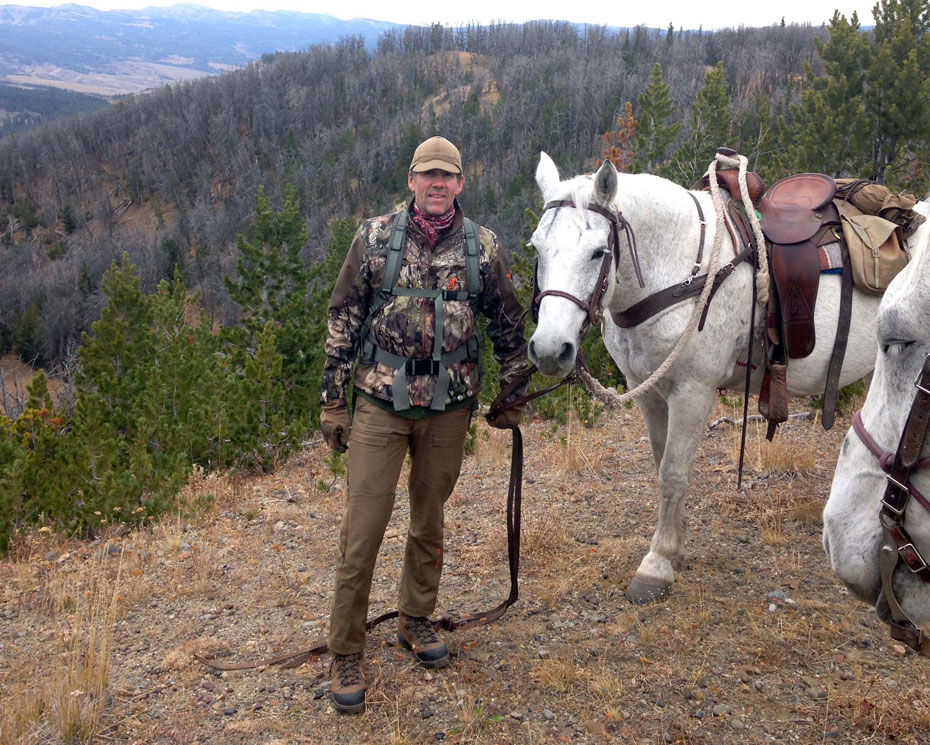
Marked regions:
[536,152,560,200]
[594,159,618,205]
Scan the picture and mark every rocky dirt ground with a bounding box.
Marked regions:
[2,392,929,745]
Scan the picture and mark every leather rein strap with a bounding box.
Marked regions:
[852,352,930,656]
[196,367,561,672]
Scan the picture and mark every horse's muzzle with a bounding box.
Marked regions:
[528,337,576,378]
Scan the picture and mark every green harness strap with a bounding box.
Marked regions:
[359,210,481,412]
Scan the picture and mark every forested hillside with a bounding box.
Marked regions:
[1,3,929,546]
[0,21,816,366]
[0,83,108,138]
[3,2,929,372]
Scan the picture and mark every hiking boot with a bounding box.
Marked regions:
[330,652,365,714]
[397,613,449,668]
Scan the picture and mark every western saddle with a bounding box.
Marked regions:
[701,154,850,437]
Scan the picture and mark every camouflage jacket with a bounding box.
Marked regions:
[321,200,529,412]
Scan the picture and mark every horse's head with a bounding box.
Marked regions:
[527,152,621,378]
[824,202,930,631]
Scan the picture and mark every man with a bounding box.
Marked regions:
[319,135,529,714]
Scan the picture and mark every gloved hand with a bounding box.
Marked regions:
[320,402,350,453]
[485,404,524,430]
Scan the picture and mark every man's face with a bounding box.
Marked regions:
[408,168,464,216]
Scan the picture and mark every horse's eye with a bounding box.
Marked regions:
[592,248,607,260]
[881,339,915,355]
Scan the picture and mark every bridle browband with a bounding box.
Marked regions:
[852,351,930,656]
[531,199,642,328]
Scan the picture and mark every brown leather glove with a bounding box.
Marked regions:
[485,404,524,430]
[320,402,350,453]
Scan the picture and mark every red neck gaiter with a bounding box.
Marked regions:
[411,202,456,249]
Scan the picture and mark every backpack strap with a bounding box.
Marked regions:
[360,210,482,412]
[463,217,480,297]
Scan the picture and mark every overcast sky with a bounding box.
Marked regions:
[6,0,880,30]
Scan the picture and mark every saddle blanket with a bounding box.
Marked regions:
[819,241,843,273]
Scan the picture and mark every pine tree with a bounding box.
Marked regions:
[782,0,930,187]
[602,102,637,172]
[667,62,732,186]
[866,0,930,184]
[781,11,872,177]
[633,63,681,174]
[223,185,317,447]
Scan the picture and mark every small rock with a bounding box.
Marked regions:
[543,709,556,721]
[45,551,59,562]
[509,711,523,720]
[422,707,435,719]
[434,734,445,742]
[767,590,786,601]
[693,710,704,720]
[297,565,307,572]
[223,708,237,716]
[754,679,764,692]
[768,603,778,613]
[712,704,731,716]
[892,644,908,656]
[583,720,607,736]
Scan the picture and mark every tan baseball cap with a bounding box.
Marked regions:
[409,136,462,174]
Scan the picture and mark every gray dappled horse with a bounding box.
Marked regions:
[529,152,887,603]
[825,199,930,644]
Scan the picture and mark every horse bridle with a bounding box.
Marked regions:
[531,199,643,329]
[852,351,930,656]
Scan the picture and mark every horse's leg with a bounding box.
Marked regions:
[626,380,716,604]
[632,382,668,471]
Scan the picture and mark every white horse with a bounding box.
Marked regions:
[824,199,930,638]
[530,152,884,603]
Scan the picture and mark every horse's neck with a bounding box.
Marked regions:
[606,178,717,309]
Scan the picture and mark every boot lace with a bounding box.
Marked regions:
[333,653,363,686]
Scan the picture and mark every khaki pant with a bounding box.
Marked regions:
[328,397,471,654]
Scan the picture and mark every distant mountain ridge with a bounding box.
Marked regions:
[0,3,401,94]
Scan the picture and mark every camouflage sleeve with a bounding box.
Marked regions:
[320,226,373,406]
[479,230,531,398]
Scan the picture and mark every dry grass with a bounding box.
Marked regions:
[532,655,580,693]
[730,419,819,479]
[1,557,121,745]
[3,399,928,745]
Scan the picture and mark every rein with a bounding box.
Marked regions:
[852,352,930,656]
[197,367,571,672]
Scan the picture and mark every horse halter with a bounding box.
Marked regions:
[531,199,643,329]
[852,352,930,656]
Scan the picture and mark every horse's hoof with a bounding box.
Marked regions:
[626,576,671,605]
